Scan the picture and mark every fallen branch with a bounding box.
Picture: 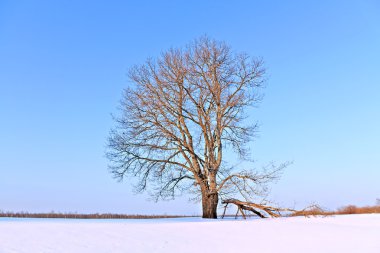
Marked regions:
[221,199,324,219]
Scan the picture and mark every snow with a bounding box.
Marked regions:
[1,214,379,253]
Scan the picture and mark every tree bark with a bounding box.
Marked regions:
[201,192,219,218]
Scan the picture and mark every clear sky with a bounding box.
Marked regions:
[1,0,379,215]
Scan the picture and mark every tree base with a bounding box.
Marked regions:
[202,192,218,219]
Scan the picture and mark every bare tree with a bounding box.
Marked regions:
[107,37,285,218]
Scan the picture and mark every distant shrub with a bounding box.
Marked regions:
[338,205,358,214]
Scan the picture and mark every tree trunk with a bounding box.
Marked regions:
[201,191,219,218]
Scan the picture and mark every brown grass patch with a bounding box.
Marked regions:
[336,205,380,215]
[291,204,380,217]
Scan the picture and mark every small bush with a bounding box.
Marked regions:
[338,205,358,214]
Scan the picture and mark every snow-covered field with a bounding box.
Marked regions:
[1,214,379,253]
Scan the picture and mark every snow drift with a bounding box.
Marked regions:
[1,214,379,253]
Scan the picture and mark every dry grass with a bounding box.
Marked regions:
[336,205,380,215]
[291,204,380,217]
[0,211,193,219]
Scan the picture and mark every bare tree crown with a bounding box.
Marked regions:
[108,37,281,206]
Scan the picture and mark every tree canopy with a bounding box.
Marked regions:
[107,37,285,218]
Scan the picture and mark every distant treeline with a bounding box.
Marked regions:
[1,204,379,219]
[0,212,194,219]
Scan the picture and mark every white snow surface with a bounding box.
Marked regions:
[1,214,379,253]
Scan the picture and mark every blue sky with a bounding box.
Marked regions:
[0,0,379,214]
